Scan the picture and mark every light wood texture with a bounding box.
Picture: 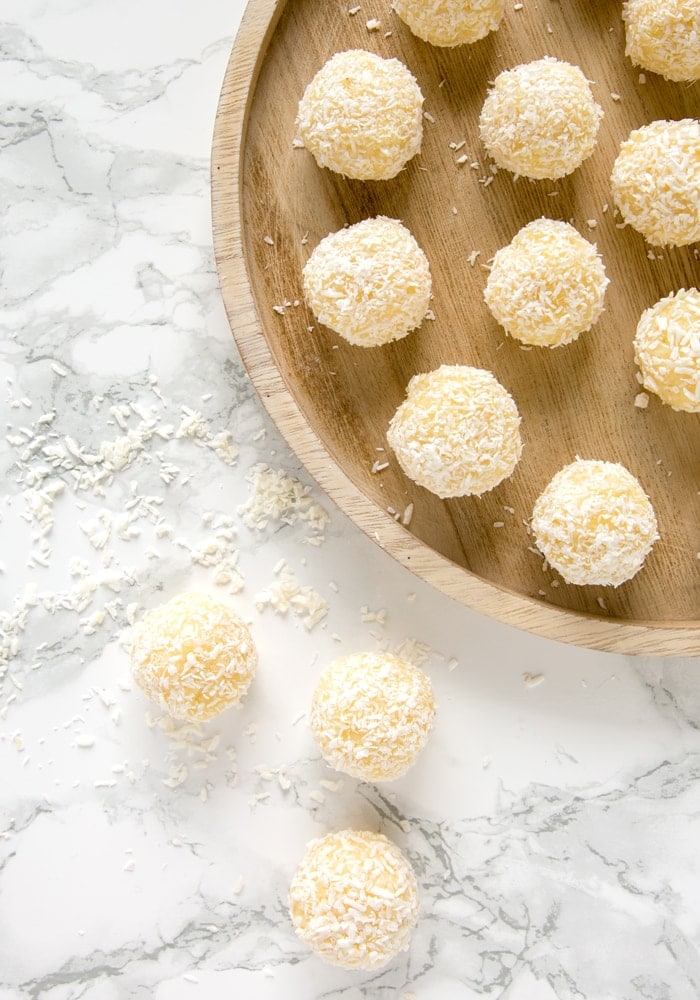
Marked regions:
[211,0,700,654]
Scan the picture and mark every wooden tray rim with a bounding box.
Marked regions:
[210,0,700,656]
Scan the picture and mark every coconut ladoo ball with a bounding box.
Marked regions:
[289,829,419,970]
[634,288,700,412]
[531,459,659,587]
[623,0,700,82]
[295,49,424,180]
[310,652,436,781]
[387,364,522,499]
[130,592,257,722]
[392,0,504,46]
[302,217,432,347]
[611,119,700,247]
[484,219,609,347]
[479,57,603,180]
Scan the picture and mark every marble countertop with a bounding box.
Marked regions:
[2,2,700,998]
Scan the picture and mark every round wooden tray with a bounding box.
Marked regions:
[211,0,700,655]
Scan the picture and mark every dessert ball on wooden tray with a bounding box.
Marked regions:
[289,829,419,970]
[387,364,522,499]
[484,218,609,348]
[634,288,700,412]
[531,459,659,587]
[623,0,700,82]
[392,0,504,47]
[611,119,700,247]
[295,49,424,180]
[310,651,435,781]
[130,592,257,722]
[302,217,432,347]
[479,57,603,180]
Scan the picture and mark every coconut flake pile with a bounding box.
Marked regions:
[310,651,435,781]
[295,49,424,180]
[479,57,603,180]
[387,364,522,498]
[633,288,700,412]
[302,217,432,347]
[288,829,419,970]
[484,219,609,347]
[611,119,700,247]
[623,0,700,82]
[531,459,659,587]
[392,0,504,46]
[130,591,257,722]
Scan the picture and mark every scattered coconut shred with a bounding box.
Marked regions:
[0,380,332,716]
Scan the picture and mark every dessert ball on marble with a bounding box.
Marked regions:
[611,119,700,247]
[633,288,700,412]
[479,57,603,180]
[623,0,700,82]
[310,651,436,781]
[302,217,432,347]
[531,459,659,587]
[484,219,609,347]
[392,0,504,47]
[289,829,419,970]
[387,364,522,498]
[130,592,257,722]
[295,49,424,180]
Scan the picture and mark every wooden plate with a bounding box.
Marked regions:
[211,0,700,655]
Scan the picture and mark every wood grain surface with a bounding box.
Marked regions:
[211,0,700,654]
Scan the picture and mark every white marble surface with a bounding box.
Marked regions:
[1,2,700,998]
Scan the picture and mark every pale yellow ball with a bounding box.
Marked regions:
[392,0,504,46]
[623,0,700,82]
[289,829,419,970]
[310,652,436,781]
[634,288,700,412]
[611,119,700,247]
[479,57,603,180]
[302,218,432,347]
[484,219,609,347]
[296,50,423,180]
[387,364,522,498]
[130,592,257,722]
[531,459,659,587]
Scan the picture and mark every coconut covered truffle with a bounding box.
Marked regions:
[623,0,700,82]
[479,57,603,180]
[392,0,504,46]
[387,365,522,498]
[289,829,419,970]
[531,459,659,587]
[130,592,257,722]
[302,218,432,347]
[484,219,609,347]
[295,49,423,180]
[633,288,700,412]
[310,652,435,781]
[611,119,700,247]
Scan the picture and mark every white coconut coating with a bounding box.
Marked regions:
[310,652,436,781]
[484,219,609,347]
[387,364,522,498]
[623,0,700,82]
[302,217,432,347]
[295,50,424,180]
[479,57,603,180]
[289,829,419,970]
[531,459,659,587]
[611,119,700,247]
[130,592,257,722]
[633,288,700,412]
[392,0,504,46]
